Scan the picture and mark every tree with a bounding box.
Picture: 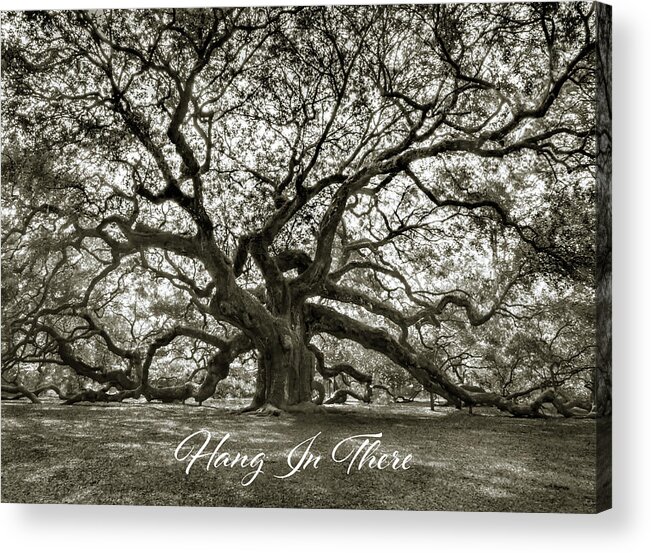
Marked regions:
[1,4,605,417]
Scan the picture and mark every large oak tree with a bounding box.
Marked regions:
[1,3,607,416]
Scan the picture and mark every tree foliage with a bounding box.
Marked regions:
[1,4,601,416]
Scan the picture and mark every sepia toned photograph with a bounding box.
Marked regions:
[1,1,611,512]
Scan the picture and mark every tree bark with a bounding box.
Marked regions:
[244,318,319,414]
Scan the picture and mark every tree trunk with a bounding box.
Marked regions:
[246,318,320,414]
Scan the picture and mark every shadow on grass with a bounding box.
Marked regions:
[1,400,597,512]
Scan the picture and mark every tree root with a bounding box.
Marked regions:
[235,398,264,414]
[237,400,326,416]
[236,401,283,416]
[250,403,282,416]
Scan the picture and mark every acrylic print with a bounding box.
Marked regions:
[0,2,611,512]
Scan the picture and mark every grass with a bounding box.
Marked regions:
[0,399,597,512]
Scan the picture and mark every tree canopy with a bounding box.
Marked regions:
[1,3,604,417]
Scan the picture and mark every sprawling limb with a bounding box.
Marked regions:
[306,303,586,417]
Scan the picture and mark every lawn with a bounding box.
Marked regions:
[0,400,597,512]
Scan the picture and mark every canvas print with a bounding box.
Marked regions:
[0,2,611,512]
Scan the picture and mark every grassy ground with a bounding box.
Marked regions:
[1,400,597,512]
